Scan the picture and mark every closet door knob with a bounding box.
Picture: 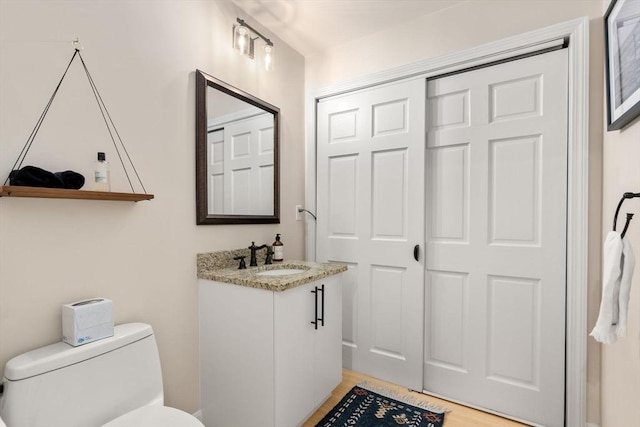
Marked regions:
[413,244,420,261]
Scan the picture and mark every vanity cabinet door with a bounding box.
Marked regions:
[199,280,276,427]
[274,281,316,426]
[274,277,344,426]
[314,275,343,403]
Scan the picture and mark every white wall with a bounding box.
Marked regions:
[601,118,640,426]
[600,2,640,424]
[305,0,605,424]
[0,0,305,414]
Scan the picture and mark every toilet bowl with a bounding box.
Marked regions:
[104,405,203,427]
[0,323,203,427]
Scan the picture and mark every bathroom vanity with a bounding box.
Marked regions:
[197,252,346,427]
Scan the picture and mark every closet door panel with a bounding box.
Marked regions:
[428,144,469,242]
[371,148,408,240]
[317,79,426,390]
[424,49,568,427]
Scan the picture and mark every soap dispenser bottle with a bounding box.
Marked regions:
[94,152,111,191]
[272,233,284,262]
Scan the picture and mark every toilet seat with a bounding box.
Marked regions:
[102,405,204,427]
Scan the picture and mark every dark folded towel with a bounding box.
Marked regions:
[9,166,64,188]
[9,166,85,190]
[54,170,85,189]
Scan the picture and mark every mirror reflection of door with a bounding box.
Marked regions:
[207,89,274,216]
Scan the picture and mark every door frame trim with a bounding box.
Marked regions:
[306,17,589,426]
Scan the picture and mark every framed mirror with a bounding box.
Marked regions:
[196,70,280,224]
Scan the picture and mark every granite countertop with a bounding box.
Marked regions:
[197,250,347,292]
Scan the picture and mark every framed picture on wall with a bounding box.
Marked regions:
[605,0,640,131]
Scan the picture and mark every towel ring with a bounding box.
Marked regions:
[613,192,640,238]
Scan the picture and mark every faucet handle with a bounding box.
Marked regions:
[233,255,247,270]
[265,247,274,265]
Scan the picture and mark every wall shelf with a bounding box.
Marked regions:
[4,48,152,204]
[0,186,154,202]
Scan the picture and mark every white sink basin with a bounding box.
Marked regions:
[256,268,307,276]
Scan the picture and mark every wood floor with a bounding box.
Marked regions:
[303,369,529,427]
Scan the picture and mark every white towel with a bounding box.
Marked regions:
[590,231,636,344]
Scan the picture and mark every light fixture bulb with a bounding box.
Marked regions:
[264,44,273,71]
[232,18,274,68]
[234,25,249,55]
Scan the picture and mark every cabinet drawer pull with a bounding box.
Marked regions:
[311,287,319,330]
[319,284,325,327]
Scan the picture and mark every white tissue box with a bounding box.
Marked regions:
[62,298,114,346]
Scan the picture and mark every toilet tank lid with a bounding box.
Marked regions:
[3,323,154,381]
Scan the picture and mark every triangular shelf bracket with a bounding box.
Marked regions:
[1,41,153,202]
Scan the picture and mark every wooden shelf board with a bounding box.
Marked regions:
[0,186,154,202]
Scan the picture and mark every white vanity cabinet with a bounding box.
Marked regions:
[199,274,342,427]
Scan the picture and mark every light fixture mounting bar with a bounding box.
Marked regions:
[237,18,273,46]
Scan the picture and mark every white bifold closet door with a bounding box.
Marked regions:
[424,48,568,427]
[316,78,426,391]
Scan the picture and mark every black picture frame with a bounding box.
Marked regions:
[604,0,640,131]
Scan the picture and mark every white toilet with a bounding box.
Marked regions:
[0,323,204,427]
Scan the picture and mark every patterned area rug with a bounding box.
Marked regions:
[316,382,447,427]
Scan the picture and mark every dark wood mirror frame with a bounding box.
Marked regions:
[195,70,280,225]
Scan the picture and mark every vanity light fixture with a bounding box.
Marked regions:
[233,17,274,71]
[233,23,250,56]
[264,43,274,71]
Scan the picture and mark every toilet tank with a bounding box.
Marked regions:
[0,323,164,427]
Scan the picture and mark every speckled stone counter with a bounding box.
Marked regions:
[197,250,347,292]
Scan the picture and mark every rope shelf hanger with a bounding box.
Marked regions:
[1,39,153,202]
